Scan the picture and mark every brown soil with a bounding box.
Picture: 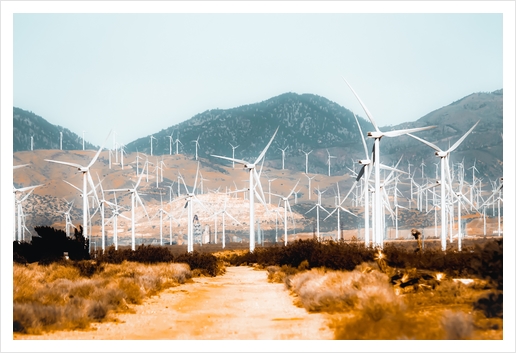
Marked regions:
[14,266,334,341]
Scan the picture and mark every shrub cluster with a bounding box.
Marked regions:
[13,261,192,334]
[175,251,223,277]
[13,226,89,264]
[226,238,502,284]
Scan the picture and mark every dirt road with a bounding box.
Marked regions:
[14,266,334,341]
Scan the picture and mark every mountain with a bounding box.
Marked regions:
[125,92,375,174]
[13,107,98,152]
[125,90,503,180]
[13,89,503,181]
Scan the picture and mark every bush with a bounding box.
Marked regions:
[175,251,221,277]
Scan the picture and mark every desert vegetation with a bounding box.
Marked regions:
[13,261,192,334]
[256,238,503,340]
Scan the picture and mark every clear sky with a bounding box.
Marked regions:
[7,2,508,147]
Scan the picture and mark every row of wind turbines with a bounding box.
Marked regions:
[14,79,502,254]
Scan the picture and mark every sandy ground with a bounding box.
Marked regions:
[14,266,334,341]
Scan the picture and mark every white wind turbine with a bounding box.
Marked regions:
[343,77,436,249]
[174,133,183,155]
[167,134,174,155]
[174,163,207,252]
[229,143,239,169]
[270,180,300,245]
[324,182,357,241]
[278,146,288,170]
[306,187,330,241]
[106,161,149,251]
[82,131,86,150]
[210,196,241,248]
[326,149,337,177]
[30,136,34,151]
[150,135,157,156]
[407,120,479,251]
[60,131,63,150]
[300,149,313,174]
[151,192,167,246]
[45,130,111,250]
[266,175,276,205]
[13,185,42,242]
[104,192,130,250]
[192,135,201,161]
[212,127,279,252]
[304,173,315,201]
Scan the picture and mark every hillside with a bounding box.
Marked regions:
[13,107,98,152]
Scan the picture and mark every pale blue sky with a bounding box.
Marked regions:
[10,5,506,147]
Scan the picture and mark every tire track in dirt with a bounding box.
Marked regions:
[14,266,334,340]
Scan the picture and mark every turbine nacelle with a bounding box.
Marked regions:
[358,159,371,165]
[367,131,383,138]
[435,151,448,158]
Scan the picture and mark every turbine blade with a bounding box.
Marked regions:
[45,159,83,169]
[254,126,279,164]
[342,77,380,132]
[406,133,442,152]
[447,120,480,153]
[87,130,112,169]
[383,125,436,138]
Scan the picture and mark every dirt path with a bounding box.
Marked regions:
[14,266,334,340]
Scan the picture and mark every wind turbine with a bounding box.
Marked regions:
[45,130,111,250]
[306,187,330,241]
[82,131,86,150]
[167,134,174,155]
[174,133,183,155]
[326,149,337,177]
[212,127,279,252]
[270,180,300,245]
[211,196,240,248]
[300,149,313,174]
[304,173,315,201]
[407,120,479,251]
[324,182,357,241]
[104,192,130,250]
[13,185,42,242]
[343,77,436,249]
[192,135,201,161]
[229,143,239,169]
[174,163,207,252]
[266,175,277,205]
[60,131,63,150]
[30,136,34,151]
[278,146,288,170]
[150,135,157,156]
[106,161,150,251]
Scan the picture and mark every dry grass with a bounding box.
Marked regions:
[283,262,500,340]
[13,261,192,334]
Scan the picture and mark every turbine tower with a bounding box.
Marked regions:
[229,143,239,169]
[212,127,279,252]
[300,149,313,174]
[278,146,288,170]
[343,77,436,249]
[407,120,479,251]
[45,130,111,251]
[326,149,337,177]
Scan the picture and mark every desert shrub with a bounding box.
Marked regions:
[473,291,503,318]
[288,266,396,314]
[72,260,104,277]
[87,301,109,321]
[441,310,474,339]
[131,244,174,263]
[175,251,220,276]
[117,278,143,304]
[96,245,128,264]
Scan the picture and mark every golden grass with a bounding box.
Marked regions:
[13,261,192,334]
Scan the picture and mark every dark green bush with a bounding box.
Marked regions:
[175,251,219,277]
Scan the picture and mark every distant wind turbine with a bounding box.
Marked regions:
[343,77,436,249]
[212,127,279,252]
[407,120,479,251]
[45,130,112,251]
